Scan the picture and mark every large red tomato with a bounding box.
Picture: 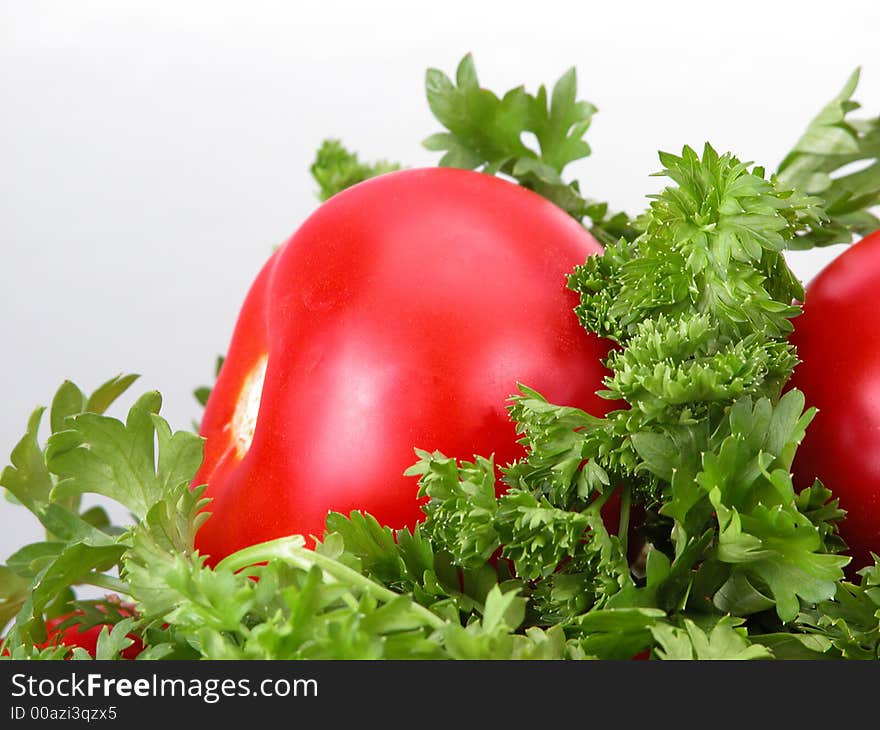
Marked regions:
[790,229,880,570]
[193,168,615,563]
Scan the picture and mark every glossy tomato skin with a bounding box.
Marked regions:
[790,229,880,570]
[194,168,615,563]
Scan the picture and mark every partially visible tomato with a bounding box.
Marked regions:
[789,229,880,570]
[3,602,144,659]
[38,610,144,659]
[194,168,616,564]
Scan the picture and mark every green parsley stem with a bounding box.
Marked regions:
[215,537,447,631]
[618,485,631,558]
[79,572,131,596]
[586,486,616,514]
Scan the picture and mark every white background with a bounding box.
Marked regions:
[2,0,878,561]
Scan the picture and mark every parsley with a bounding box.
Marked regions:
[778,68,880,248]
[3,58,880,661]
[310,139,401,202]
[424,54,637,245]
[409,143,853,652]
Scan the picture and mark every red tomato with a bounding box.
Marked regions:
[194,168,615,563]
[38,611,143,659]
[789,229,880,570]
[2,604,144,659]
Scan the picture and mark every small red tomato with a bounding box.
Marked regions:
[38,610,144,659]
[1,603,144,659]
[194,168,616,563]
[789,229,880,569]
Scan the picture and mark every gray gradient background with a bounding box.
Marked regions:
[2,0,878,563]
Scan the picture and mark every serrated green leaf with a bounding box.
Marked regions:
[48,392,203,520]
[6,542,65,579]
[652,616,771,660]
[85,374,140,415]
[576,608,666,660]
[631,432,677,482]
[779,68,880,248]
[1,407,52,511]
[94,618,137,660]
[423,53,634,239]
[13,542,126,642]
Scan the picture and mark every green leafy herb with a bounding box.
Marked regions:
[778,68,880,248]
[408,142,851,652]
[310,139,401,202]
[3,60,880,662]
[424,53,636,244]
